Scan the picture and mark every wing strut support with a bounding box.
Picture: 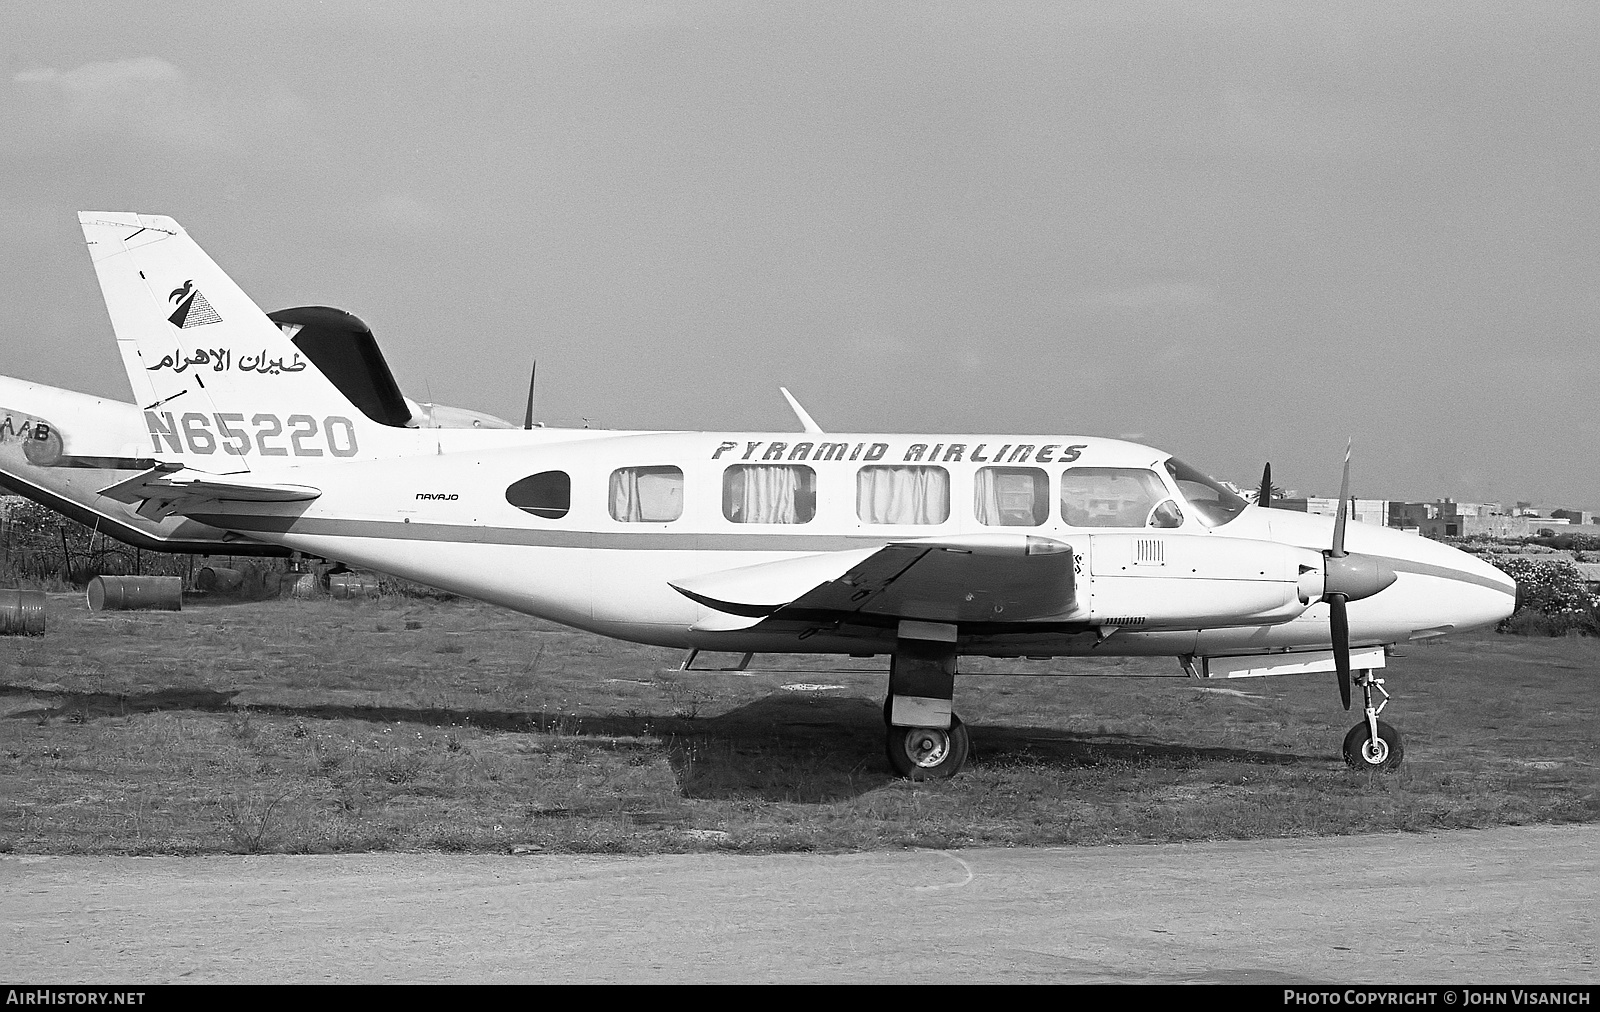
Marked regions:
[678,649,756,672]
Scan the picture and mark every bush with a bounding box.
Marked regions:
[1,498,197,586]
[1531,531,1600,552]
[1486,555,1600,636]
[1497,608,1600,637]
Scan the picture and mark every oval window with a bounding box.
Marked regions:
[506,470,571,519]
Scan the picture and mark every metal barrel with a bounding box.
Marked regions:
[86,575,183,612]
[328,573,381,599]
[287,572,320,599]
[0,589,46,635]
[196,566,245,594]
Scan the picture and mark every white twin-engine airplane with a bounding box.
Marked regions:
[0,212,1516,779]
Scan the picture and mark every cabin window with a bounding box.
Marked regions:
[609,465,684,522]
[723,465,816,524]
[1060,467,1169,528]
[505,470,571,519]
[974,467,1048,526]
[857,466,950,525]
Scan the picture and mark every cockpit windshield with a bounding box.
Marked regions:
[1163,458,1248,527]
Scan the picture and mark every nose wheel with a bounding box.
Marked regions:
[1343,719,1403,770]
[1342,671,1404,771]
[886,715,970,780]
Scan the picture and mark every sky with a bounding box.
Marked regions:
[3,2,1597,508]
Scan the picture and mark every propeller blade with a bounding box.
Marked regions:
[1330,440,1352,558]
[1257,463,1273,509]
[1330,594,1352,710]
[523,360,537,430]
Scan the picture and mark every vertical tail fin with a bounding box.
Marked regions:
[79,212,379,469]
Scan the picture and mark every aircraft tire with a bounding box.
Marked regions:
[886,715,970,780]
[1342,719,1404,772]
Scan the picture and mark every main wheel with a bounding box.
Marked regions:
[1343,719,1404,771]
[886,715,970,780]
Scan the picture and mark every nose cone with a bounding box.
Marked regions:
[1452,548,1518,629]
[1404,536,1517,633]
[1266,511,1518,635]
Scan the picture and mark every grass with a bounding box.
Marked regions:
[0,593,1595,855]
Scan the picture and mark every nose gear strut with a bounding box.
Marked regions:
[1342,669,1404,771]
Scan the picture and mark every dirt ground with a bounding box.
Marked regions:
[3,824,1594,984]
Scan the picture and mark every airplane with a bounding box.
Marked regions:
[0,211,1518,780]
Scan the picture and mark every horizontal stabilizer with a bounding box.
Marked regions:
[99,464,321,520]
[672,534,1078,626]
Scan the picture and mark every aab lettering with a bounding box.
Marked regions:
[0,415,53,444]
[145,411,358,457]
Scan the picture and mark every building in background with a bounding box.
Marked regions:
[1278,497,1392,527]
[1551,509,1598,525]
[1384,499,1567,538]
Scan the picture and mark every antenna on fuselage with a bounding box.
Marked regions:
[523,360,537,430]
[779,387,823,434]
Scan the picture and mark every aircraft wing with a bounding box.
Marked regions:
[98,464,321,521]
[671,533,1077,627]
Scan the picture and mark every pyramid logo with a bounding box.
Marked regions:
[168,279,222,329]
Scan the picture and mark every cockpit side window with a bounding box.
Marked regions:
[1163,458,1248,527]
[1060,467,1169,528]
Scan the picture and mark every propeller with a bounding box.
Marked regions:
[1257,463,1274,509]
[523,360,537,430]
[1328,444,1353,709]
[1318,441,1398,710]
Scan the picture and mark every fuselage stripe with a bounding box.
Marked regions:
[188,511,1519,599]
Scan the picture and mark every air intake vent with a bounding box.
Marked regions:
[1135,539,1165,565]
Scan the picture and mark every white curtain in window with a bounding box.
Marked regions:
[611,467,683,522]
[857,466,949,525]
[728,465,802,523]
[974,467,1001,526]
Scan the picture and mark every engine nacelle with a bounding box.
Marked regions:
[1086,534,1326,629]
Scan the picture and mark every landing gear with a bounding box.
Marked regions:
[1343,719,1403,770]
[886,715,970,780]
[883,629,970,779]
[1342,670,1404,771]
